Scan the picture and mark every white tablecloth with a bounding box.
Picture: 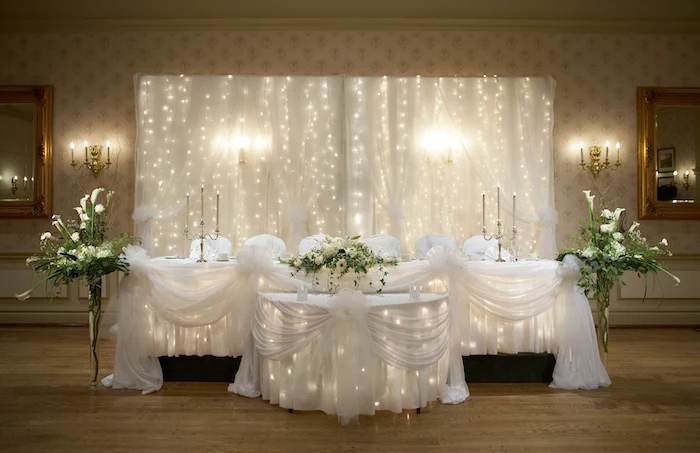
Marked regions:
[104,246,610,399]
[229,291,466,423]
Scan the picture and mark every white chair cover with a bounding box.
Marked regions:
[243,234,286,260]
[415,234,458,260]
[189,237,233,261]
[462,236,496,259]
[298,234,328,255]
[363,234,402,258]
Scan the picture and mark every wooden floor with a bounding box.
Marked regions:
[1,327,699,453]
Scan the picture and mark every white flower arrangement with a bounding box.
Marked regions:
[280,235,400,293]
[559,191,679,354]
[16,188,139,300]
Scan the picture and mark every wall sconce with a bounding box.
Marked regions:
[70,140,112,176]
[11,175,18,195]
[236,136,250,165]
[682,170,690,190]
[426,146,454,167]
[579,140,621,178]
[423,131,456,167]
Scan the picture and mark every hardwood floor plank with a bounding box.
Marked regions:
[0,326,699,452]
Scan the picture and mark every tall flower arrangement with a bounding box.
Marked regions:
[17,188,139,386]
[558,190,679,364]
[281,236,399,293]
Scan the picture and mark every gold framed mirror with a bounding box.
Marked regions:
[638,87,700,220]
[0,85,52,218]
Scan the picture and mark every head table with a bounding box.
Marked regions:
[102,246,610,423]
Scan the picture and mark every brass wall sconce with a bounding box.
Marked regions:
[426,146,454,167]
[11,175,18,195]
[579,140,621,178]
[70,140,112,176]
[682,170,690,190]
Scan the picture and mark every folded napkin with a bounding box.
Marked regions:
[484,245,513,262]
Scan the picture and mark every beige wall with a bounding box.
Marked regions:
[1,29,699,324]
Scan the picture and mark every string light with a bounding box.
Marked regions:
[136,75,552,257]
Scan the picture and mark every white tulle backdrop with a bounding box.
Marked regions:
[134,75,557,258]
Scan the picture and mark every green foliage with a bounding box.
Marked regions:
[17,188,141,300]
[556,190,677,308]
[280,236,399,293]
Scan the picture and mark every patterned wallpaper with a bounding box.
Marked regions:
[1,30,700,254]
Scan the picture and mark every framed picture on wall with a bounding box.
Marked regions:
[657,147,676,172]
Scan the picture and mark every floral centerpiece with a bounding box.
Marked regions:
[280,236,400,293]
[17,188,139,386]
[557,190,679,364]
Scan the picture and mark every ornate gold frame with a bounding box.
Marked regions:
[637,87,700,220]
[0,86,53,218]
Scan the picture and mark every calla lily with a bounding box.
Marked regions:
[661,238,668,246]
[91,188,105,204]
[15,289,33,300]
[613,208,625,221]
[80,194,89,211]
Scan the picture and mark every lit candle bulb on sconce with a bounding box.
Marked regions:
[605,140,609,162]
[72,139,113,176]
[682,170,690,190]
[579,139,622,178]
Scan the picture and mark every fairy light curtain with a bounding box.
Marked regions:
[133,75,344,256]
[134,75,556,258]
[345,76,557,258]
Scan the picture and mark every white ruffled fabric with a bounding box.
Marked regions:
[229,290,466,424]
[104,245,609,401]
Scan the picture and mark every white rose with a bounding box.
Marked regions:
[70,233,80,241]
[40,232,52,241]
[601,209,613,219]
[581,246,597,258]
[610,241,626,259]
[94,204,105,214]
[314,256,323,265]
[600,223,615,234]
[661,238,668,246]
[613,232,623,241]
[90,188,105,204]
[293,259,302,267]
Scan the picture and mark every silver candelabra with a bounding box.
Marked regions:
[482,220,517,263]
[184,220,220,263]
